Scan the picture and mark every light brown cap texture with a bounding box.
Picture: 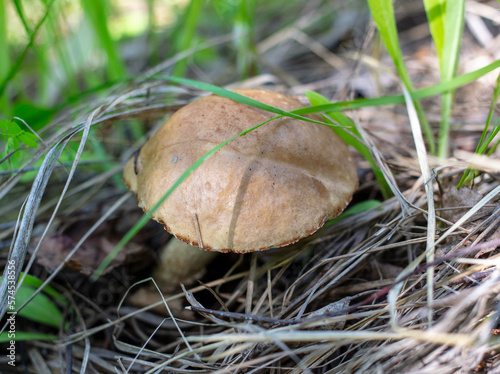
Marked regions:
[123,89,357,253]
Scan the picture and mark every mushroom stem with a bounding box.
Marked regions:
[152,238,218,291]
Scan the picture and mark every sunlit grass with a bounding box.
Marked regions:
[367,0,435,155]
[368,0,468,159]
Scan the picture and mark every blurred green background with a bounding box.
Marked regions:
[3,0,356,180]
[1,0,355,126]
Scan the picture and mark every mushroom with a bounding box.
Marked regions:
[123,89,357,296]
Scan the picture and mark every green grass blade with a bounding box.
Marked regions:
[172,0,203,77]
[481,72,500,152]
[13,0,51,105]
[415,59,500,98]
[424,0,466,157]
[367,0,411,86]
[367,0,435,154]
[44,4,79,95]
[234,0,257,77]
[2,275,64,328]
[423,0,445,60]
[80,0,127,81]
[305,91,391,199]
[325,200,381,227]
[439,0,465,78]
[20,273,67,306]
[487,87,500,156]
[483,117,500,153]
[292,58,500,115]
[13,287,63,328]
[0,0,9,116]
[458,71,500,188]
[12,0,31,35]
[435,0,465,158]
[94,60,500,276]
[438,94,454,158]
[33,31,51,106]
[146,0,159,65]
[0,332,57,343]
[162,75,331,126]
[0,0,55,99]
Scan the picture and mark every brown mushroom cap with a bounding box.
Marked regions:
[123,89,358,253]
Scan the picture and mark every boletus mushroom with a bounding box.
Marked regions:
[123,89,357,296]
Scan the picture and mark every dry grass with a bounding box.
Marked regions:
[2,1,500,373]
